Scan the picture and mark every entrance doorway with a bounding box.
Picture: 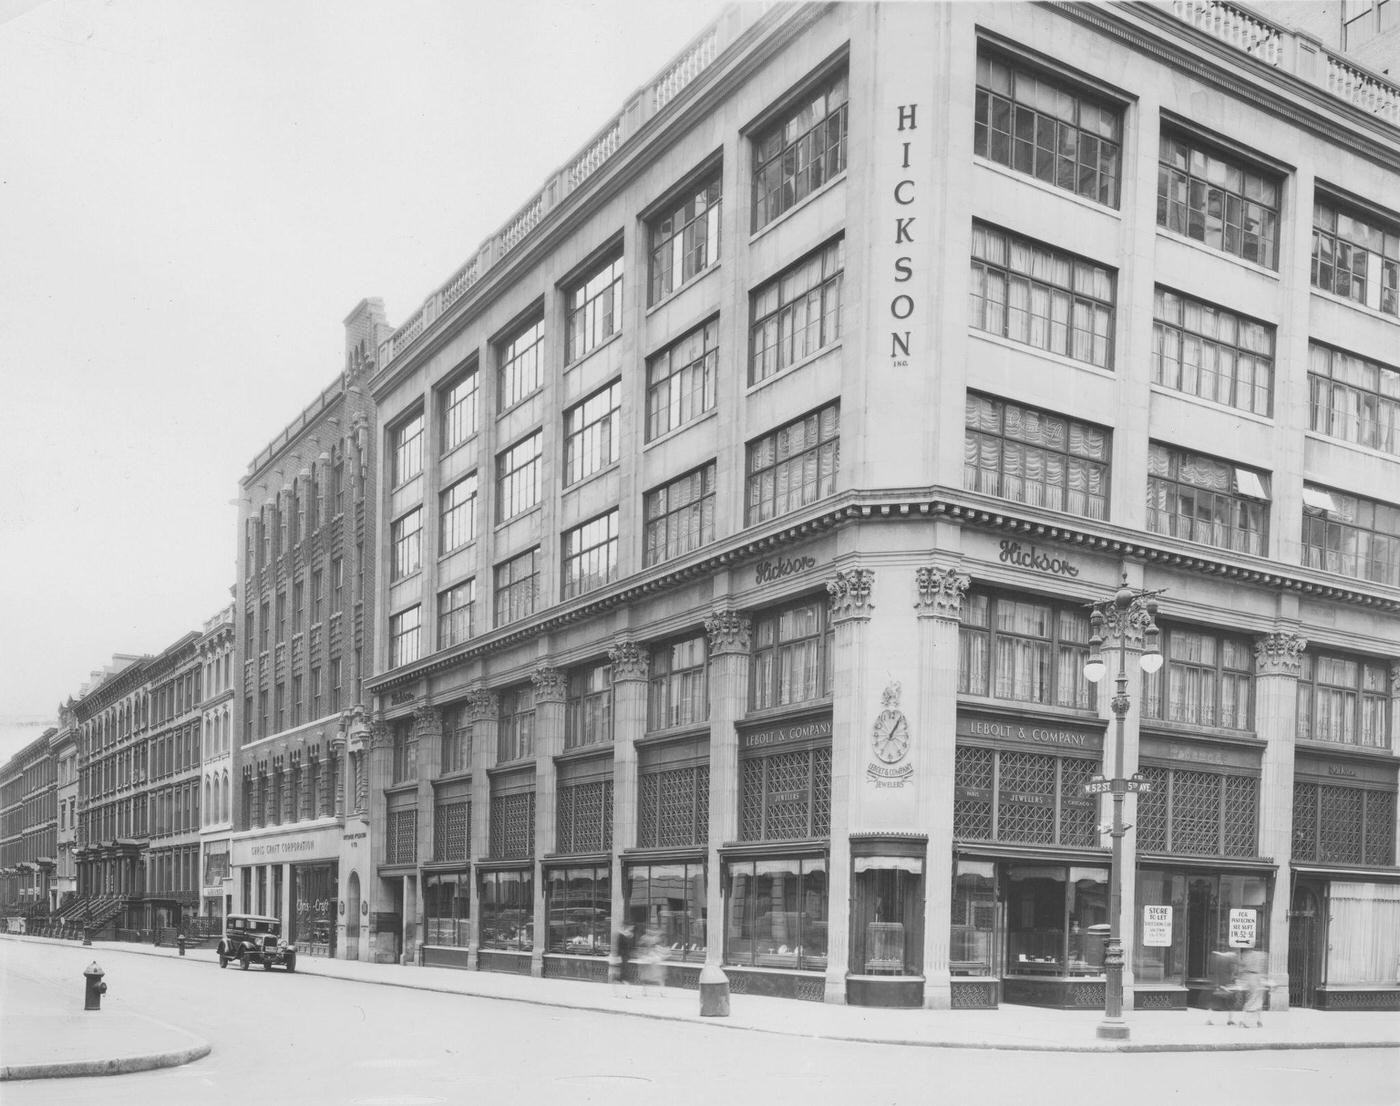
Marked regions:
[345,872,361,961]
[1288,883,1323,1008]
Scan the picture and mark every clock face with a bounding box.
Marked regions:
[872,710,910,764]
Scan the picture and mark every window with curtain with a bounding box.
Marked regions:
[958,590,1096,710]
[647,636,708,730]
[745,402,840,525]
[750,597,833,711]
[1296,651,1390,748]
[1152,287,1274,416]
[644,463,716,567]
[1146,443,1269,555]
[1301,485,1400,588]
[1141,626,1253,730]
[496,686,535,763]
[565,662,613,750]
[1325,883,1400,984]
[1307,343,1400,456]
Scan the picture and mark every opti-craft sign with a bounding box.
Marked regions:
[249,839,318,858]
[742,716,832,751]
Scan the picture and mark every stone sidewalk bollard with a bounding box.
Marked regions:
[698,964,730,1017]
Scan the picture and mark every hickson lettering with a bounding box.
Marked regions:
[890,103,920,364]
[755,555,817,584]
[998,540,1080,578]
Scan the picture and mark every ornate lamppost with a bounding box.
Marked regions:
[1082,576,1164,1041]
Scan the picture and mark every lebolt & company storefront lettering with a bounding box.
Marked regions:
[964,718,1093,747]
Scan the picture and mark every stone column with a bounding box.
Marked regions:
[333,735,348,819]
[412,705,443,966]
[703,608,751,971]
[824,567,876,1004]
[368,725,390,866]
[1255,630,1307,1010]
[914,565,970,1009]
[608,639,649,933]
[279,761,292,824]
[530,665,566,978]
[298,759,312,821]
[464,688,498,971]
[317,746,331,818]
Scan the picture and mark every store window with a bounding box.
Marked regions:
[1152,287,1274,416]
[1136,765,1258,857]
[959,591,1096,710]
[1301,485,1400,588]
[479,868,533,951]
[1134,872,1268,986]
[1146,443,1269,556]
[1293,782,1395,865]
[952,745,1099,847]
[424,872,470,947]
[1141,626,1253,730]
[724,857,828,971]
[951,860,999,976]
[1296,650,1390,748]
[750,596,833,711]
[974,50,1121,206]
[625,862,706,961]
[1325,883,1400,985]
[1307,343,1400,456]
[1157,132,1280,268]
[546,864,611,955]
[1311,196,1399,316]
[649,173,721,304]
[851,856,923,976]
[1004,865,1108,979]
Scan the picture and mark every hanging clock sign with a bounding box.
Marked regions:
[867,682,914,788]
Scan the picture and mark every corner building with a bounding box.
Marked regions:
[364,2,1400,1010]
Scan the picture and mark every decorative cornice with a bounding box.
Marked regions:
[827,567,875,623]
[1255,631,1308,678]
[914,565,971,620]
[608,639,649,682]
[532,665,567,704]
[705,608,752,657]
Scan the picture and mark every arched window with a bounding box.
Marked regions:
[204,777,212,825]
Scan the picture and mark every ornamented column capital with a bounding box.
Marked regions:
[1389,660,1400,697]
[914,566,971,620]
[414,705,443,742]
[463,687,498,723]
[705,607,752,657]
[367,722,391,751]
[827,567,875,624]
[1254,632,1308,678]
[532,664,567,704]
[608,638,649,682]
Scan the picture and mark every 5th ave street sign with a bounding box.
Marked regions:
[1083,774,1153,795]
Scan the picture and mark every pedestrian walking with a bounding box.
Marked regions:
[636,928,666,997]
[1238,947,1270,1028]
[1206,947,1241,1026]
[610,922,634,996]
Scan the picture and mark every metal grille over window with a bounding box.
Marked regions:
[739,746,832,841]
[490,791,535,860]
[1296,650,1391,748]
[1293,782,1394,866]
[434,800,469,862]
[387,809,417,865]
[638,764,709,848]
[953,746,1099,847]
[556,779,613,854]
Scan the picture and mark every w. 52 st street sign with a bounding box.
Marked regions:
[1083,774,1152,796]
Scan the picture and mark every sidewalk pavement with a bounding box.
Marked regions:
[2,932,1397,1080]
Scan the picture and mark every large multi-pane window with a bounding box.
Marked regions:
[497,317,544,411]
[479,867,534,948]
[565,663,613,750]
[750,238,844,384]
[424,871,470,946]
[1312,197,1399,316]
[494,548,538,627]
[624,861,706,959]
[959,591,1096,710]
[646,319,717,441]
[1296,651,1390,749]
[745,402,840,525]
[497,686,536,762]
[563,381,620,485]
[440,366,479,454]
[752,69,848,230]
[1142,626,1253,730]
[437,579,475,649]
[724,856,828,972]
[390,507,422,581]
[391,718,416,783]
[750,597,832,711]
[1157,133,1280,268]
[1152,288,1274,416]
[389,606,421,669]
[496,432,542,522]
[644,463,715,567]
[1308,343,1400,456]
[1146,443,1269,555]
[562,511,619,600]
[969,223,1115,367]
[565,252,623,364]
[1301,485,1400,587]
[390,411,425,487]
[1136,765,1258,857]
[649,173,721,304]
[973,52,1121,206]
[546,865,611,953]
[440,474,477,554]
[647,636,708,730]
[1293,782,1395,866]
[953,745,1099,847]
[964,393,1110,518]
[440,703,472,774]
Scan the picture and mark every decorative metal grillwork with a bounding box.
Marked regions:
[1137,765,1170,852]
[997,750,1055,844]
[738,749,830,842]
[387,809,417,865]
[740,760,764,840]
[1318,784,1365,864]
[1135,990,1179,1011]
[1365,790,1396,865]
[697,766,709,843]
[951,981,998,1009]
[1058,756,1099,847]
[434,800,469,861]
[1292,782,1318,859]
[1070,981,1106,1007]
[1172,769,1220,854]
[638,775,659,847]
[557,786,573,850]
[767,751,811,839]
[812,747,832,837]
[490,791,535,859]
[556,780,612,854]
[1222,775,1257,857]
[953,746,994,840]
[794,977,826,1002]
[643,765,702,848]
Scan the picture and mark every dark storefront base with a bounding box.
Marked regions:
[1314,987,1400,1011]
[724,968,825,1002]
[478,950,531,974]
[847,976,923,1007]
[951,978,1001,1009]
[421,946,470,969]
[1002,977,1105,1009]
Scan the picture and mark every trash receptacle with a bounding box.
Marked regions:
[698,964,730,1017]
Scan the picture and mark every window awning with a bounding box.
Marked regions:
[1301,486,1336,512]
[854,856,923,874]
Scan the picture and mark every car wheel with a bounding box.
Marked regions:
[262,960,272,970]
[240,951,250,971]
[218,952,228,969]
[285,955,297,973]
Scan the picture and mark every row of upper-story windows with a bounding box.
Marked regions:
[247,651,353,742]
[245,450,347,576]
[245,551,358,662]
[965,389,1400,586]
[975,46,1398,322]
[150,669,200,725]
[201,651,234,701]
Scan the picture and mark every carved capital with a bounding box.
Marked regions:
[532,664,567,704]
[827,568,875,623]
[705,607,752,656]
[1254,632,1308,678]
[414,705,443,742]
[367,723,391,751]
[914,566,971,620]
[608,639,649,682]
[463,687,498,724]
[1391,661,1400,698]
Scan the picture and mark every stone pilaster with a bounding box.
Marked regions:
[279,760,292,823]
[297,759,311,821]
[464,688,498,971]
[415,706,443,866]
[1256,629,1307,1010]
[914,564,969,1009]
[531,664,566,976]
[703,607,751,970]
[366,726,389,865]
[824,567,876,1003]
[609,638,649,934]
[1392,663,1400,867]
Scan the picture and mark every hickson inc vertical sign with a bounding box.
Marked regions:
[889,102,921,368]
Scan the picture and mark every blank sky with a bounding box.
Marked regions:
[0,0,728,762]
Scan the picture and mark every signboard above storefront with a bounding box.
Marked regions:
[740,714,832,752]
[230,823,344,867]
[957,713,1103,752]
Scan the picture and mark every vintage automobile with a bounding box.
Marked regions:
[217,913,297,972]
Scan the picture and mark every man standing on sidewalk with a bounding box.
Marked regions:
[1206,947,1241,1026]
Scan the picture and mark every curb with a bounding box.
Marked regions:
[0,1041,212,1082]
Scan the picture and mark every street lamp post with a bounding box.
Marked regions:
[1083,575,1164,1041]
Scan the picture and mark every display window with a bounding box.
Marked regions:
[724,856,828,971]
[625,861,707,961]
[951,860,999,976]
[291,861,337,955]
[424,871,471,947]
[1133,870,1269,988]
[479,868,534,951]
[850,858,923,975]
[1004,864,1107,977]
[545,865,610,955]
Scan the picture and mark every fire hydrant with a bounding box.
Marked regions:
[177,933,186,956]
[83,962,108,1011]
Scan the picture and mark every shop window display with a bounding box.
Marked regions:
[1004,864,1107,977]
[725,857,828,972]
[625,862,707,962]
[479,868,533,951]
[546,865,610,955]
[424,871,470,947]
[1134,871,1269,989]
[950,861,999,976]
[850,859,922,975]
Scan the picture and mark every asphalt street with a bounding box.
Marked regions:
[2,940,1396,1106]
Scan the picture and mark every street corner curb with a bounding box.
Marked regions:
[0,1040,212,1082]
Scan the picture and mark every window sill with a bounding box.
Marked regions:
[1308,286,1400,328]
[1153,229,1280,281]
[966,328,1116,378]
[497,391,543,421]
[389,570,423,586]
[441,433,480,463]
[1148,384,1274,426]
[745,341,843,397]
[973,157,1122,219]
[438,539,477,563]
[494,506,542,534]
[1295,738,1396,759]
[645,261,722,318]
[1139,721,1261,747]
[562,460,621,495]
[564,329,624,373]
[643,407,719,453]
[1303,430,1400,465]
[749,171,847,245]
